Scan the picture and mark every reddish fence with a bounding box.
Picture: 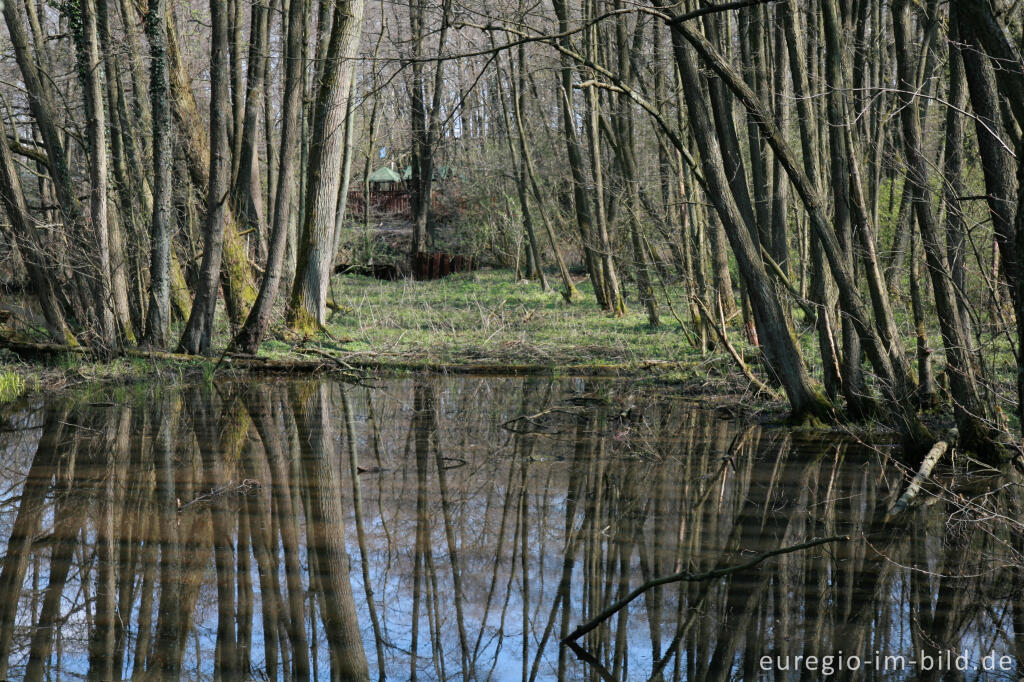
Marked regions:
[411,253,478,281]
[347,189,458,218]
[347,190,411,216]
[337,253,478,281]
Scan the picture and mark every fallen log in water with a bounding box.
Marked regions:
[885,440,949,522]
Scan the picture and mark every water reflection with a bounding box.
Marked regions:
[0,376,1019,680]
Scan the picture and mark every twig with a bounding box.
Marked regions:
[178,479,262,513]
[560,535,849,646]
[500,407,584,432]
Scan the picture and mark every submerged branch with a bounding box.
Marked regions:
[560,535,849,647]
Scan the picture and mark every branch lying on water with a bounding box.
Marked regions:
[885,440,949,522]
[177,479,262,513]
[560,535,849,648]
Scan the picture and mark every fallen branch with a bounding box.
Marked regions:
[885,440,949,521]
[178,479,262,513]
[501,407,584,433]
[692,295,781,400]
[560,535,848,647]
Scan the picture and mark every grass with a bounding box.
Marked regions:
[320,269,708,370]
[1,268,763,404]
[20,266,1014,422]
[0,370,25,403]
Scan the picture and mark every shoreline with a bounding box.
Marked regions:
[0,337,789,419]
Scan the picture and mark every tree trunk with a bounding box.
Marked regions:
[288,0,365,333]
[942,24,973,338]
[893,0,997,457]
[231,0,309,354]
[78,0,117,343]
[165,9,258,327]
[3,0,98,331]
[668,8,932,443]
[549,0,607,308]
[0,114,74,343]
[958,15,1019,301]
[178,0,231,354]
[665,19,830,423]
[233,0,271,263]
[821,0,871,418]
[583,7,623,315]
[142,0,173,347]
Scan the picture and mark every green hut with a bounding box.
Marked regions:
[367,166,403,192]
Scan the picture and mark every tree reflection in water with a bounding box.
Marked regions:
[0,376,1018,680]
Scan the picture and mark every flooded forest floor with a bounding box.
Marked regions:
[0,271,765,405]
[0,268,1016,436]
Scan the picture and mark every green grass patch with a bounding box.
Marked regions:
[315,269,704,370]
[0,370,25,403]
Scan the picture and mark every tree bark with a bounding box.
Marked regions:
[893,0,997,457]
[288,0,365,333]
[549,0,607,308]
[142,0,173,347]
[165,9,258,328]
[232,0,309,353]
[663,16,831,423]
[667,7,932,442]
[178,0,232,354]
[0,113,73,343]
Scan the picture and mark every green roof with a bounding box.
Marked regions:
[368,166,402,184]
[402,165,454,181]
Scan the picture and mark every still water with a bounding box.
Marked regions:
[0,376,1019,681]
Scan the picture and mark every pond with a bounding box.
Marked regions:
[0,376,1019,681]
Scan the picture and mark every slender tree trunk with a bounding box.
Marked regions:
[613,3,657,326]
[165,9,258,327]
[670,8,933,445]
[663,17,830,423]
[97,0,137,341]
[582,4,623,315]
[408,0,450,263]
[4,0,97,331]
[908,220,936,406]
[0,114,73,343]
[178,0,231,354]
[958,15,1019,300]
[497,35,547,289]
[232,0,309,353]
[264,0,281,232]
[550,0,607,307]
[288,0,365,333]
[142,0,173,347]
[332,71,359,259]
[770,8,790,278]
[515,73,578,301]
[822,0,872,418]
[893,0,997,457]
[77,0,117,343]
[942,24,973,338]
[233,0,271,262]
